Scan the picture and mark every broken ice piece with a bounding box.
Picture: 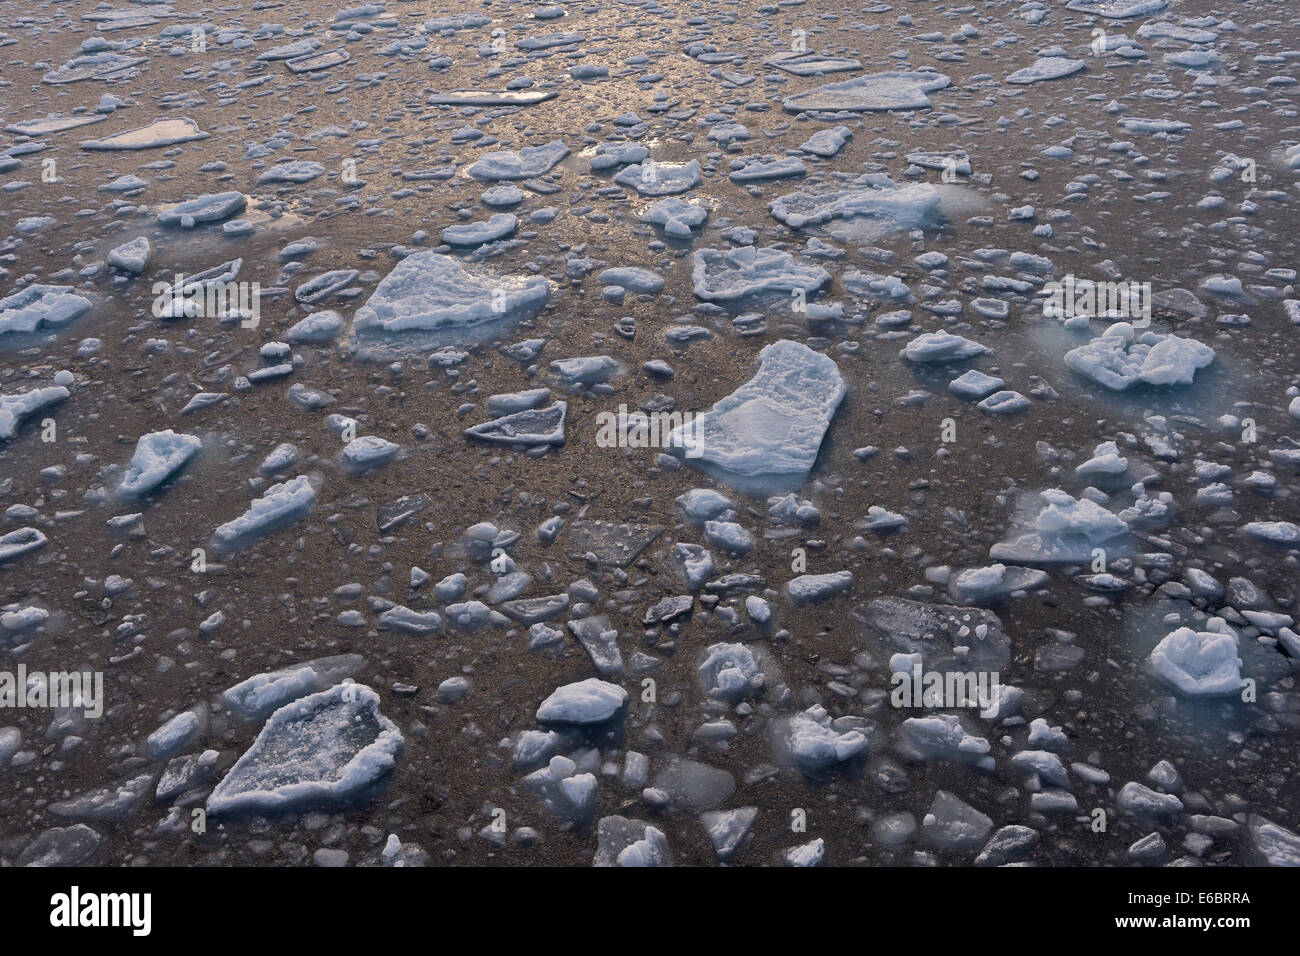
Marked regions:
[118,430,201,496]
[207,683,402,814]
[665,340,845,492]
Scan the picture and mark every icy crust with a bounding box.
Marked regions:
[665,340,845,488]
[991,490,1130,565]
[1150,623,1243,697]
[119,430,201,496]
[468,140,569,180]
[0,286,92,335]
[207,683,402,815]
[0,386,69,440]
[353,251,551,334]
[213,475,317,549]
[783,71,952,112]
[1064,325,1215,390]
[692,247,830,302]
[769,174,944,232]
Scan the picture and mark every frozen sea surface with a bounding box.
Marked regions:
[0,0,1297,871]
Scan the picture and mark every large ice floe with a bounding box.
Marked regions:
[769,174,944,237]
[0,386,69,440]
[692,247,830,303]
[614,160,702,196]
[221,655,366,721]
[0,286,92,336]
[207,684,402,814]
[990,490,1130,564]
[467,140,569,180]
[353,251,551,336]
[536,678,628,725]
[778,704,869,773]
[157,192,247,228]
[1149,622,1243,697]
[213,475,317,550]
[1007,57,1086,85]
[80,117,208,151]
[118,430,201,496]
[1064,324,1215,390]
[782,71,952,112]
[1066,0,1168,16]
[664,340,845,492]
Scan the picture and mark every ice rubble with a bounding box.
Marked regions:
[663,340,845,489]
[764,52,861,76]
[207,684,402,815]
[949,564,1049,605]
[898,714,995,771]
[700,807,757,863]
[342,436,399,471]
[523,756,599,822]
[118,430,201,497]
[782,71,952,112]
[594,816,671,867]
[428,89,559,107]
[1064,325,1215,390]
[0,528,48,565]
[107,237,151,274]
[353,251,550,334]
